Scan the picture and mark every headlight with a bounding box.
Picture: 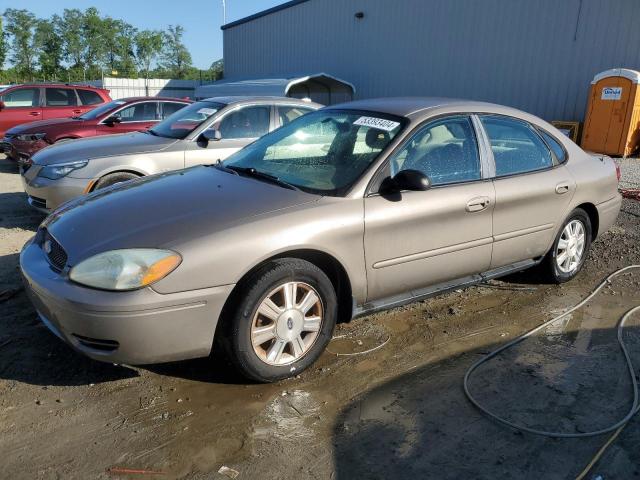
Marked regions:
[69,249,182,291]
[15,133,47,142]
[38,160,88,180]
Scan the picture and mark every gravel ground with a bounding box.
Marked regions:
[0,154,639,479]
[617,157,640,188]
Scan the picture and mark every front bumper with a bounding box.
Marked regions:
[21,166,90,212]
[1,137,44,162]
[20,239,235,365]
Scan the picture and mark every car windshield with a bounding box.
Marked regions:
[224,110,405,196]
[78,100,127,120]
[149,101,224,139]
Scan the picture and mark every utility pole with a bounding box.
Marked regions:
[222,0,227,24]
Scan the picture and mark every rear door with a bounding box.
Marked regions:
[96,101,160,135]
[184,104,271,167]
[42,87,82,119]
[363,115,495,302]
[478,115,576,269]
[0,87,43,136]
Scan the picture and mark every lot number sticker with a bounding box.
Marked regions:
[354,116,400,132]
[602,87,622,100]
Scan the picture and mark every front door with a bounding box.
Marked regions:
[364,115,495,302]
[184,104,272,167]
[96,101,160,136]
[478,115,576,269]
[0,87,43,136]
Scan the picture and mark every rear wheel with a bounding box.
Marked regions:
[224,258,337,382]
[542,209,592,283]
[94,172,140,191]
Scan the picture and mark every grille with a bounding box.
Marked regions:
[41,229,67,271]
[29,195,47,209]
[72,334,119,352]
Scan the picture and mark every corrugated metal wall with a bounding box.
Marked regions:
[223,0,640,122]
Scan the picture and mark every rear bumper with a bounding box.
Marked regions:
[596,194,622,237]
[20,239,235,365]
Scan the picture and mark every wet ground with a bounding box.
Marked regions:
[1,156,640,479]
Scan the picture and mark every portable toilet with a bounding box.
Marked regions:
[581,68,640,157]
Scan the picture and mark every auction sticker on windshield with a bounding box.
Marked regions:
[353,116,400,132]
[198,108,217,116]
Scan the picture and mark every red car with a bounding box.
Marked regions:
[2,96,191,162]
[0,83,111,140]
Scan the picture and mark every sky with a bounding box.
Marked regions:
[9,0,287,69]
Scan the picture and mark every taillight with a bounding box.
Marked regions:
[615,163,621,182]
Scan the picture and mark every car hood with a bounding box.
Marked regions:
[42,166,320,264]
[31,132,179,165]
[7,117,85,134]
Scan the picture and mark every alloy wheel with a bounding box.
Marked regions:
[556,219,586,274]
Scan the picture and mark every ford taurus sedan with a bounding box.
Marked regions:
[20,98,621,382]
[21,96,321,211]
[3,97,191,162]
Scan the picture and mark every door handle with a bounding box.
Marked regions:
[29,111,41,116]
[555,183,570,194]
[466,196,491,212]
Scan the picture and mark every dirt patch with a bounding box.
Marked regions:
[1,156,640,479]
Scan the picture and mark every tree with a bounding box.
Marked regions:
[34,17,64,79]
[3,9,37,78]
[102,18,137,77]
[0,17,7,72]
[160,25,192,79]
[60,9,84,69]
[134,30,163,80]
[210,59,224,81]
[82,7,106,77]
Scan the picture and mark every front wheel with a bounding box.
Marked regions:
[225,258,337,382]
[542,209,592,283]
[94,172,140,191]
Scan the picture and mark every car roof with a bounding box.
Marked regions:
[5,83,108,91]
[328,97,525,119]
[117,96,192,103]
[200,95,322,107]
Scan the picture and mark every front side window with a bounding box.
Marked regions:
[46,88,77,107]
[390,116,481,185]
[481,116,553,177]
[76,89,103,105]
[2,88,39,108]
[149,101,224,139]
[225,110,405,195]
[278,106,314,127]
[114,102,158,122]
[216,105,271,139]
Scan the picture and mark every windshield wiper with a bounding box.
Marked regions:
[146,129,159,136]
[226,165,299,191]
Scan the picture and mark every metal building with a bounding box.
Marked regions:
[222,0,640,122]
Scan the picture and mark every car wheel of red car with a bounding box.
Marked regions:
[94,172,140,191]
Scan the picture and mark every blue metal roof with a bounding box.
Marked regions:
[221,0,312,30]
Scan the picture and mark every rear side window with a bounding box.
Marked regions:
[2,88,39,108]
[540,130,567,163]
[115,102,159,122]
[76,89,103,105]
[480,116,553,177]
[390,116,481,186]
[45,88,77,106]
[278,106,314,126]
[161,102,187,119]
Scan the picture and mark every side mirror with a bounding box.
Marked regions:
[0,101,5,111]
[380,169,431,194]
[201,129,222,142]
[104,115,121,126]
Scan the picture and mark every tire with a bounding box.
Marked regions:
[224,258,337,382]
[541,208,592,283]
[94,172,140,191]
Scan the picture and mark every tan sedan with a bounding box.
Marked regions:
[20,98,621,382]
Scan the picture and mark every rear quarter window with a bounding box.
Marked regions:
[76,89,104,105]
[540,130,567,163]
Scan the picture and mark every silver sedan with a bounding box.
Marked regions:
[21,96,321,211]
